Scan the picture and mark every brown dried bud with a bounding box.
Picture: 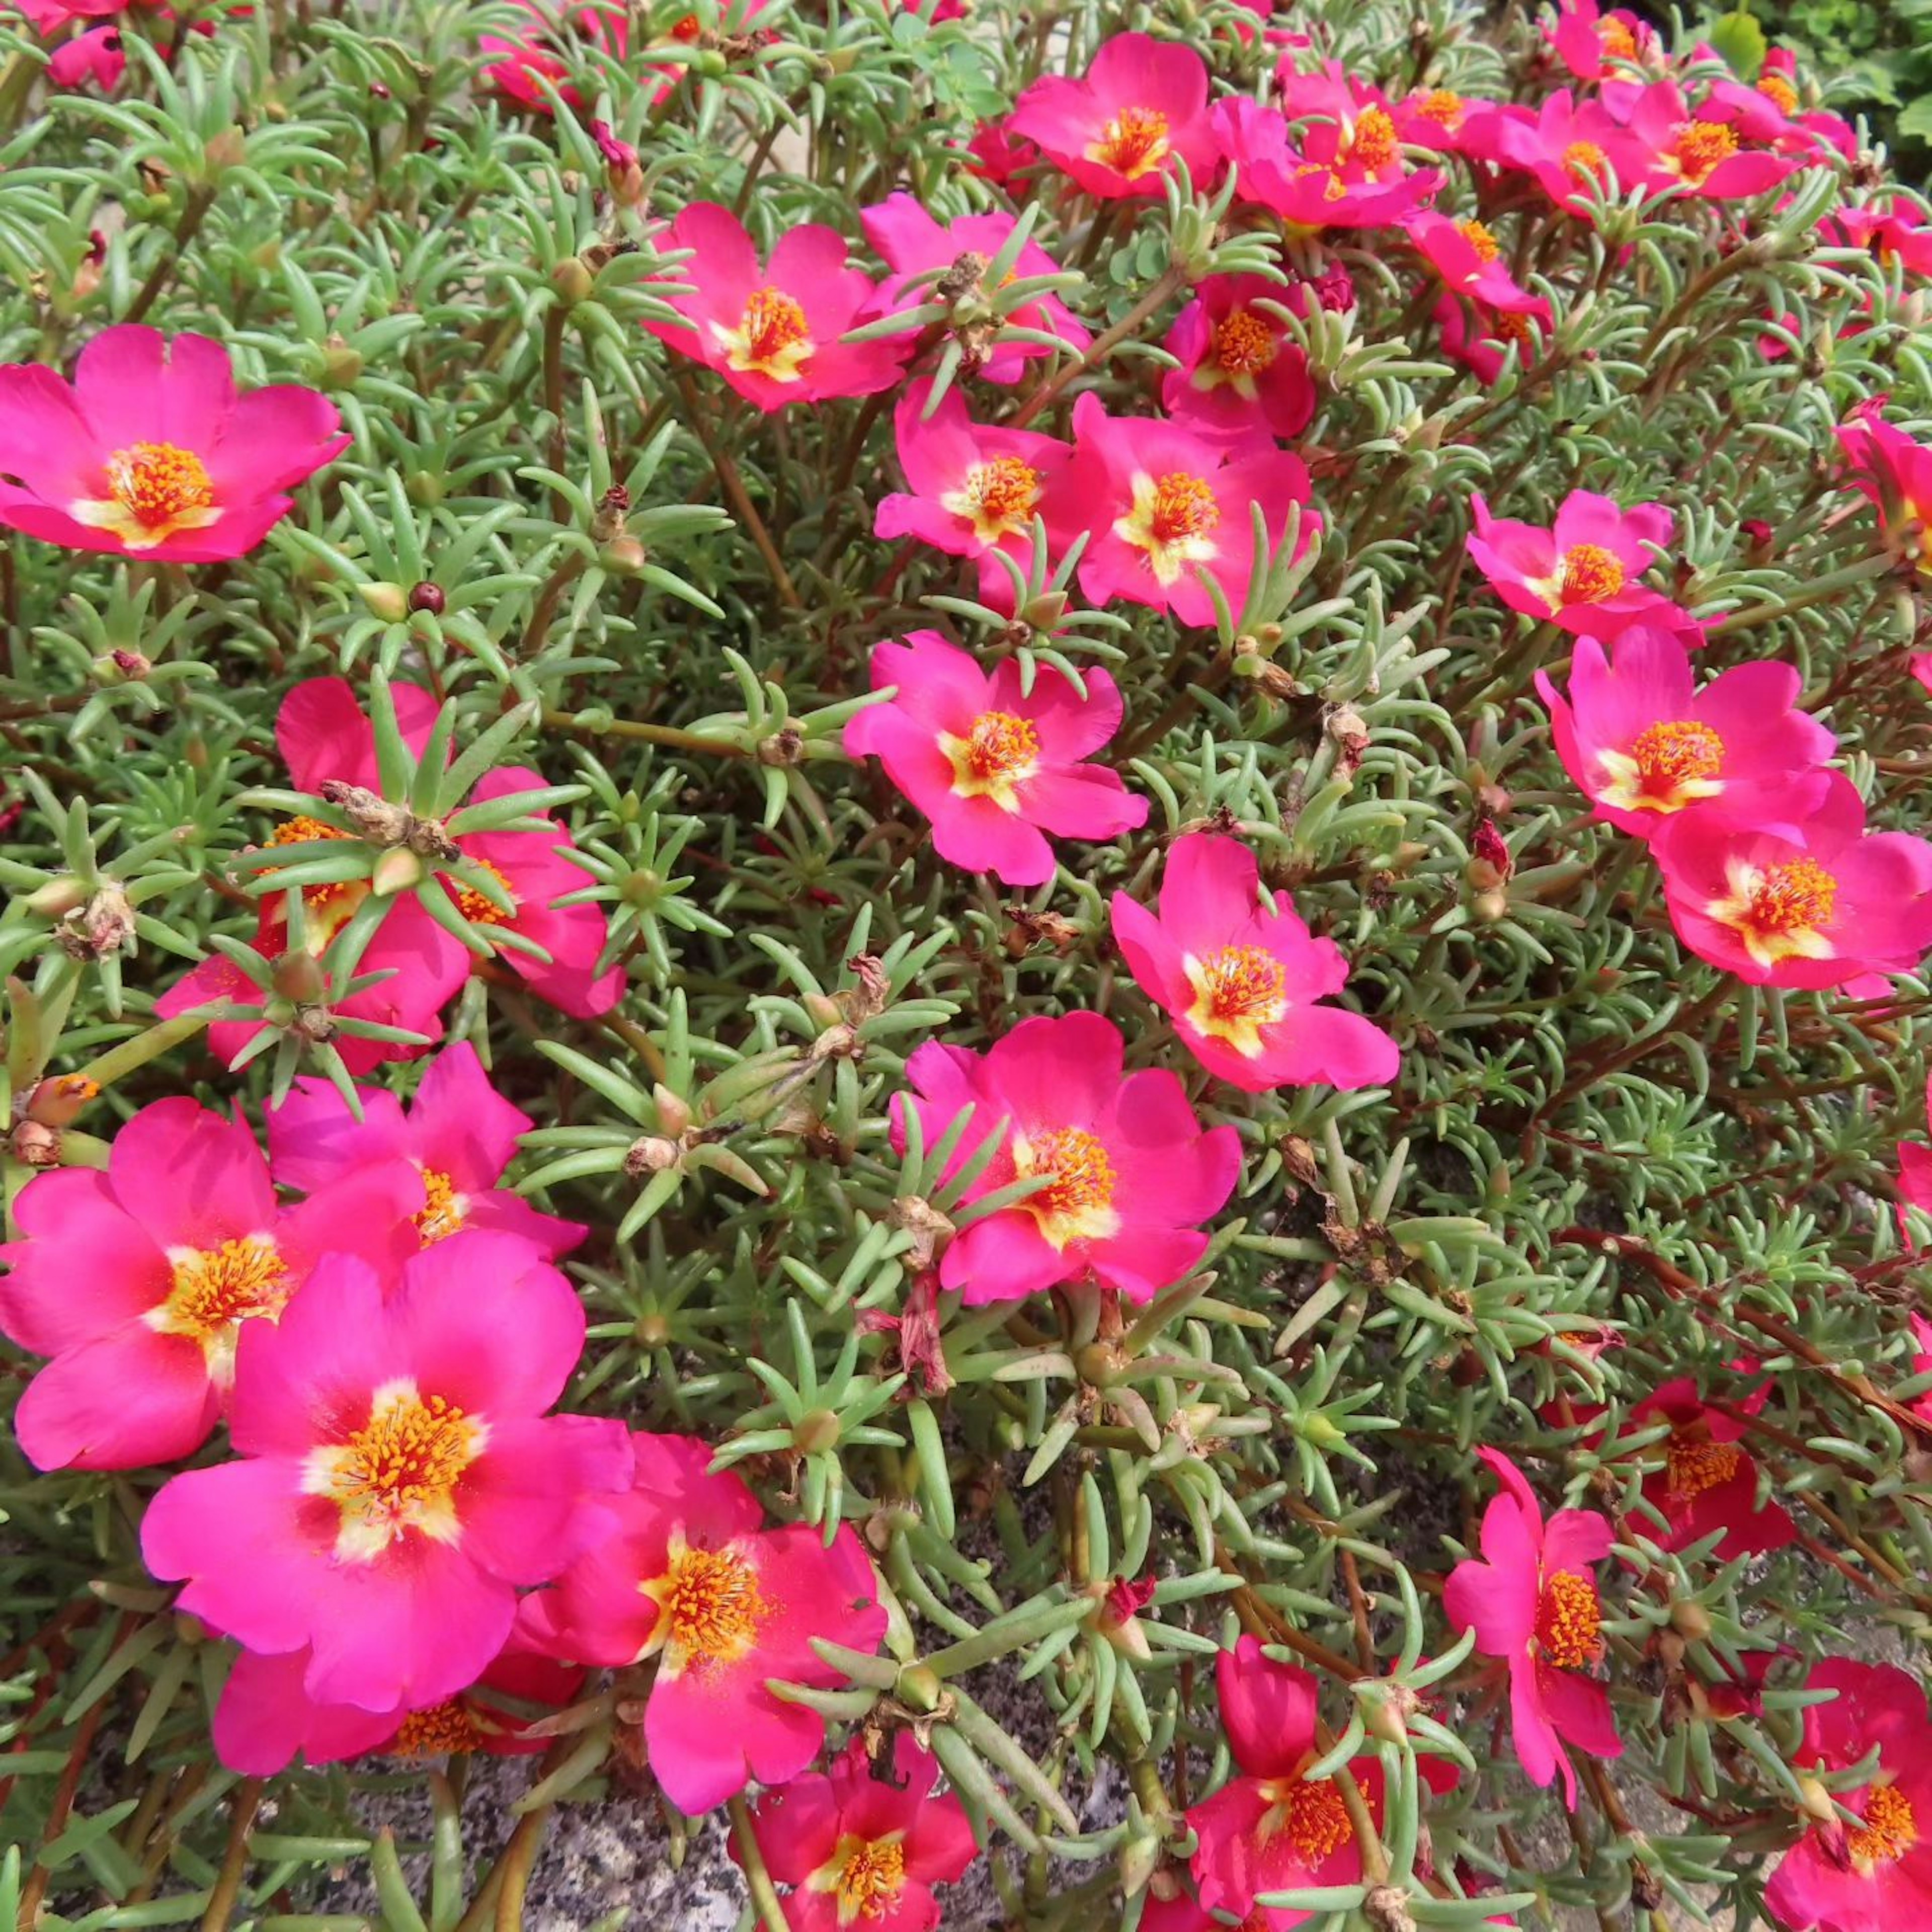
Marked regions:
[272,949,329,1005]
[757,727,804,767]
[9,1120,60,1167]
[936,249,990,304]
[58,883,135,960]
[202,126,248,174]
[1363,1886,1417,1932]
[109,648,151,680]
[591,484,631,543]
[886,1194,954,1269]
[840,952,891,1022]
[1325,703,1371,775]
[624,1135,683,1176]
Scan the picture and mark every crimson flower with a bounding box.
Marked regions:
[1159,275,1316,443]
[1626,1378,1796,1560]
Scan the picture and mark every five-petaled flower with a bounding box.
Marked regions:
[1160,274,1317,443]
[1468,489,1693,637]
[1622,1378,1796,1561]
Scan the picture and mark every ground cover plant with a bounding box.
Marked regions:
[2,0,1932,1927]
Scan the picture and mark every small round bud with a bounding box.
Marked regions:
[272,950,329,1004]
[551,257,596,305]
[408,581,446,615]
[792,1408,842,1455]
[633,1312,672,1348]
[357,582,409,623]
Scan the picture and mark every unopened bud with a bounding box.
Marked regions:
[652,1084,694,1138]
[598,535,648,577]
[319,335,363,389]
[23,1075,97,1128]
[1669,1598,1712,1642]
[1116,1829,1161,1897]
[552,257,596,305]
[357,582,410,623]
[408,581,445,616]
[272,950,329,1004]
[370,847,425,897]
[634,1311,671,1348]
[1017,589,1069,631]
[896,1662,944,1710]
[26,876,91,919]
[757,727,804,767]
[792,1408,841,1455]
[202,126,247,174]
[1797,1774,1838,1824]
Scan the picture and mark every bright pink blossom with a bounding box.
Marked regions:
[1545,0,1653,80]
[479,0,625,111]
[1212,92,1438,232]
[740,1734,978,1932]
[843,631,1145,887]
[1392,85,1477,153]
[643,202,910,411]
[1005,33,1219,200]
[522,1431,887,1814]
[1436,296,1548,386]
[1185,1638,1383,1923]
[1060,394,1319,628]
[858,193,1089,382]
[1898,1078,1932,1233]
[1460,93,1651,217]
[1627,1379,1796,1560]
[140,1236,633,1713]
[1468,490,1690,638]
[872,384,1072,604]
[266,1041,583,1259]
[1406,212,1551,322]
[1611,82,1798,201]
[1651,774,1932,990]
[1534,625,1835,839]
[0,327,346,561]
[1837,411,1932,577]
[0,1099,420,1472]
[893,1011,1240,1305]
[1444,1448,1621,1808]
[1110,834,1398,1093]
[1159,275,1316,443]
[1765,1660,1932,1932]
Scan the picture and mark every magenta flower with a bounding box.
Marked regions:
[478,0,625,111]
[1059,395,1319,628]
[872,383,1073,604]
[740,1734,978,1932]
[266,1040,584,1258]
[1212,94,1439,232]
[893,1011,1241,1305]
[1110,834,1397,1093]
[1159,275,1316,443]
[1651,774,1932,990]
[1392,86,1477,153]
[1185,1638,1382,1924]
[1626,1379,1795,1561]
[1534,625,1835,839]
[858,193,1090,382]
[1613,82,1798,201]
[140,1235,633,1713]
[1467,490,1689,638]
[1898,1078,1932,1232]
[643,202,910,411]
[843,631,1146,887]
[521,1431,888,1814]
[1461,94,1651,217]
[1405,213,1552,324]
[1545,0,1652,79]
[1436,297,1548,387]
[1765,1661,1932,1932]
[1443,1448,1621,1808]
[0,327,347,561]
[1838,411,1932,577]
[1005,32,1219,200]
[0,1099,421,1472]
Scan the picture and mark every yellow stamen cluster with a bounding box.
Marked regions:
[1536,1570,1603,1669]
[1847,1784,1918,1867]
[961,710,1040,783]
[1665,1434,1742,1499]
[660,1545,766,1665]
[164,1237,290,1340]
[1348,106,1398,172]
[1458,219,1503,264]
[395,1699,485,1756]
[1025,1126,1117,1219]
[739,286,809,358]
[1092,106,1170,177]
[965,455,1039,524]
[414,1167,465,1244]
[448,858,516,927]
[332,1393,476,1518]
[1147,472,1219,543]
[105,442,214,527]
[1212,309,1277,377]
[1558,542,1626,604]
[1748,857,1837,936]
[832,1838,907,1920]
[1631,719,1724,793]
[1672,121,1737,184]
[1198,945,1289,1025]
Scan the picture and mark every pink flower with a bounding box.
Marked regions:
[1185,1638,1382,1924]
[1443,1448,1621,1808]
[892,1011,1240,1305]
[140,1235,633,1713]
[1212,93,1439,232]
[843,631,1146,887]
[1405,213,1552,323]
[1159,275,1316,443]
[1436,297,1548,387]
[1765,1660,1932,1931]
[1898,1079,1932,1232]
[479,0,625,112]
[212,1612,584,1774]
[1467,490,1691,638]
[1651,774,1932,990]
[521,1431,888,1814]
[266,1041,584,1259]
[740,1734,978,1932]
[0,1099,421,1472]
[1626,1379,1796,1560]
[1393,86,1478,153]
[1060,395,1319,628]
[1545,0,1652,80]
[1461,94,1651,217]
[1612,82,1799,201]
[1534,625,1835,839]
[1005,33,1219,200]
[0,327,347,560]
[644,202,911,412]
[872,384,1073,603]
[858,193,1090,383]
[1110,834,1397,1093]
[1837,412,1932,577]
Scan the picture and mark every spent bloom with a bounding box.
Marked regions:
[1468,489,1693,638]
[740,1734,978,1932]
[1535,625,1836,839]
[1110,833,1398,1093]
[893,1011,1241,1305]
[0,1099,419,1472]
[843,631,1146,887]
[522,1430,887,1814]
[140,1236,634,1713]
[1159,274,1317,443]
[1625,1379,1796,1561]
[0,326,347,560]
[1444,1448,1621,1808]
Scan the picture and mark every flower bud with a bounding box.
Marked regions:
[1017,589,1069,631]
[598,536,648,577]
[272,949,329,1005]
[652,1084,694,1139]
[319,335,364,389]
[624,1135,682,1176]
[26,876,91,919]
[408,581,445,615]
[1669,1598,1712,1642]
[1116,1829,1162,1898]
[792,1408,841,1455]
[357,582,410,623]
[202,126,248,175]
[552,257,596,306]
[634,1312,671,1348]
[1797,1774,1839,1824]
[23,1074,97,1128]
[370,847,425,897]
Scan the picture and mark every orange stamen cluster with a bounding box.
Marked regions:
[268,816,356,915]
[105,442,214,527]
[739,286,810,360]
[1847,1785,1918,1866]
[962,710,1040,782]
[966,455,1040,524]
[1418,89,1464,127]
[395,1699,485,1756]
[414,1168,465,1243]
[1212,309,1277,377]
[1279,1777,1356,1863]
[1536,1570,1603,1669]
[1494,312,1535,347]
[332,1393,475,1517]
[1348,106,1398,173]
[1665,1434,1741,1499]
[1199,945,1289,1024]
[1672,121,1737,184]
[165,1237,289,1340]
[1026,1126,1117,1219]
[1599,17,1638,58]
[1748,857,1837,936]
[832,1838,908,1920]
[1093,106,1169,176]
[1631,719,1724,792]
[661,1545,765,1663]
[1757,72,1798,115]
[1564,140,1608,182]
[448,858,516,927]
[1458,219,1503,264]
[1558,542,1626,604]
[1148,472,1220,543]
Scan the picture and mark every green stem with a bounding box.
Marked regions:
[726,1794,792,1932]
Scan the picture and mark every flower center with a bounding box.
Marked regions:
[1599,17,1638,58]
[157,1236,291,1343]
[964,455,1039,529]
[268,815,358,919]
[650,1541,766,1671]
[1212,309,1278,377]
[414,1167,466,1243]
[1201,944,1289,1024]
[1260,1775,1358,1863]
[446,858,516,927]
[1347,106,1398,172]
[1559,542,1626,604]
[832,1837,907,1920]
[1756,73,1798,115]
[1847,1784,1918,1868]
[1089,105,1170,178]
[1632,718,1724,794]
[1020,1125,1117,1220]
[1458,218,1502,263]
[1563,139,1608,182]
[1149,472,1219,544]
[1665,1433,1741,1499]
[1672,120,1736,184]
[963,710,1039,783]
[1748,857,1837,935]
[1495,312,1535,346]
[395,1698,485,1756]
[105,442,214,527]
[331,1390,478,1516]
[714,285,814,381]
[1419,88,1463,127]
[1536,1570,1603,1669]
